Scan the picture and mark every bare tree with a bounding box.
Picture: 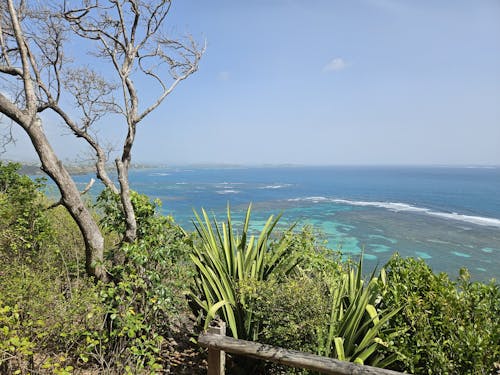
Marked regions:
[0,0,203,279]
[63,0,204,243]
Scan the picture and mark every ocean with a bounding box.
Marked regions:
[71,166,500,281]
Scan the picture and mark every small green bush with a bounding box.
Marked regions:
[0,302,36,374]
[381,254,500,374]
[242,258,401,370]
[0,260,102,373]
[90,188,193,372]
[0,166,194,373]
[240,275,328,353]
[0,162,51,262]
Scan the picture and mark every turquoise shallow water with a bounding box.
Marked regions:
[246,200,500,280]
[69,166,500,281]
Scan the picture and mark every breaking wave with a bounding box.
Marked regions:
[260,184,292,189]
[216,189,240,195]
[287,197,500,228]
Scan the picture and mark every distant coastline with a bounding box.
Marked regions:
[13,162,158,176]
[7,160,500,177]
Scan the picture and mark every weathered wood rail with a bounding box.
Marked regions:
[199,322,407,375]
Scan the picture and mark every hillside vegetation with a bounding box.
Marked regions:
[1,162,499,374]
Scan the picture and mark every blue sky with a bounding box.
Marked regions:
[4,0,500,165]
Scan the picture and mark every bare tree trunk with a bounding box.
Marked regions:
[116,158,137,243]
[26,118,109,282]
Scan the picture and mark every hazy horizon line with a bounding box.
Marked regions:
[6,158,499,169]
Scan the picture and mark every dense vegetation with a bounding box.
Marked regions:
[1,162,499,374]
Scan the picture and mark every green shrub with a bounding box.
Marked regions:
[381,254,500,374]
[0,162,51,261]
[0,166,194,373]
[0,302,36,374]
[90,189,193,373]
[96,188,171,242]
[96,189,192,325]
[239,275,329,354]
[82,275,165,373]
[238,225,342,355]
[242,257,401,369]
[0,261,102,374]
[0,162,103,372]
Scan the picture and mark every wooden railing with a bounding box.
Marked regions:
[198,322,407,375]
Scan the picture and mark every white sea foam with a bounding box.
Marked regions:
[214,182,245,188]
[427,211,500,228]
[288,197,500,228]
[464,166,497,169]
[260,184,292,189]
[150,172,170,176]
[216,190,240,194]
[288,196,329,202]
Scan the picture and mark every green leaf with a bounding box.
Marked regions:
[334,337,345,360]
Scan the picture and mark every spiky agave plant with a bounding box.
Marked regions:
[189,204,301,339]
[317,256,402,367]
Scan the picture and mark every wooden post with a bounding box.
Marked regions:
[207,320,226,375]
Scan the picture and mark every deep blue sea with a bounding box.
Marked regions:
[71,166,500,281]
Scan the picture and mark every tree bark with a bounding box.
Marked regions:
[116,158,137,243]
[26,118,109,282]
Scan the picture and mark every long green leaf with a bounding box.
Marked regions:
[334,337,345,360]
[205,300,231,328]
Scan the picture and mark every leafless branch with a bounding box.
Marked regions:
[136,35,204,123]
[0,117,15,155]
[81,178,95,195]
[0,65,22,76]
[0,11,13,66]
[6,0,36,114]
